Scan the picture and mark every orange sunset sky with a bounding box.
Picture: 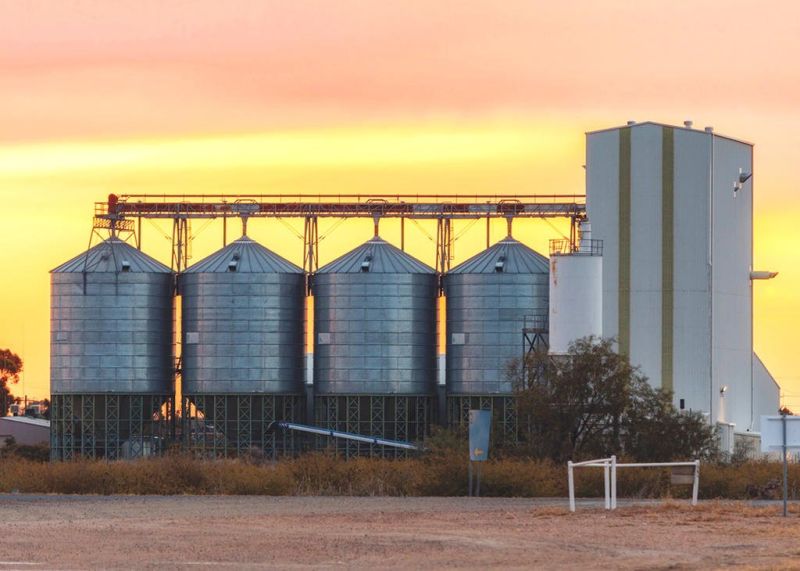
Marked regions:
[0,1,798,407]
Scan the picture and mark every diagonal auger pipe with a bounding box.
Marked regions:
[267,421,424,451]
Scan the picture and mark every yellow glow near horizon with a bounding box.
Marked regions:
[0,124,576,177]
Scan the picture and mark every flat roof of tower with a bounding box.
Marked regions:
[586,121,752,147]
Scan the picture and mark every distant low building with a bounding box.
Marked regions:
[0,416,50,446]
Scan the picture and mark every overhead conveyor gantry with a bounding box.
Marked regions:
[93,193,587,275]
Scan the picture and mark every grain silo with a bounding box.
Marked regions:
[313,235,437,455]
[548,221,603,355]
[180,235,305,457]
[50,236,174,460]
[444,233,549,437]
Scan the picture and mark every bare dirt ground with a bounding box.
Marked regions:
[1,496,799,570]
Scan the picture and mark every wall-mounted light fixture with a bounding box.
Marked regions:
[734,168,752,197]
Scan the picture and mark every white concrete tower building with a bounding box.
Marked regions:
[585,121,779,439]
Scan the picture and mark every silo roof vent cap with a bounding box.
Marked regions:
[684,120,693,129]
[705,126,714,133]
[121,260,131,272]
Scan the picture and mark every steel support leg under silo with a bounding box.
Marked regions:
[262,396,276,459]
[106,395,120,460]
[346,396,360,458]
[237,396,252,456]
[81,395,96,460]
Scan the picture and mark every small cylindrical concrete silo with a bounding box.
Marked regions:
[444,232,549,435]
[312,235,438,455]
[548,221,603,355]
[180,235,305,457]
[50,236,174,460]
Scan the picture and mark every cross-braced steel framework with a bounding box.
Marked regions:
[447,395,518,443]
[314,395,432,458]
[50,394,173,460]
[183,394,304,459]
[522,310,550,382]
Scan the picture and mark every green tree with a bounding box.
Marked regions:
[508,336,717,463]
[0,349,23,416]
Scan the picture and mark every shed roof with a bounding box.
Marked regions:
[0,416,50,428]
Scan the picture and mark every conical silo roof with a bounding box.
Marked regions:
[317,236,434,274]
[183,236,302,274]
[51,237,171,273]
[448,237,548,274]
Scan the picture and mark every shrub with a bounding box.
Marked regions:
[508,337,718,463]
[0,453,798,499]
[0,438,50,462]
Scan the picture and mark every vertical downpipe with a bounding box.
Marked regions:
[618,128,632,356]
[305,288,314,424]
[661,127,674,393]
[437,293,447,426]
[708,132,715,423]
[750,147,755,431]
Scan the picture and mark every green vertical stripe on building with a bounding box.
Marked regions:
[661,127,674,392]
[618,128,631,356]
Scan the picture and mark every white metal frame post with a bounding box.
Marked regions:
[783,414,788,517]
[567,460,575,512]
[760,414,800,517]
[611,455,617,510]
[568,457,700,512]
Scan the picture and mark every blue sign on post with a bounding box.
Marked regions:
[469,410,492,462]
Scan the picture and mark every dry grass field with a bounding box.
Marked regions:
[1,496,799,569]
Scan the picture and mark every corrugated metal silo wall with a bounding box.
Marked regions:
[51,271,174,394]
[313,272,437,395]
[180,272,305,394]
[445,272,549,394]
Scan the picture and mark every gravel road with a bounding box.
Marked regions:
[0,496,798,569]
